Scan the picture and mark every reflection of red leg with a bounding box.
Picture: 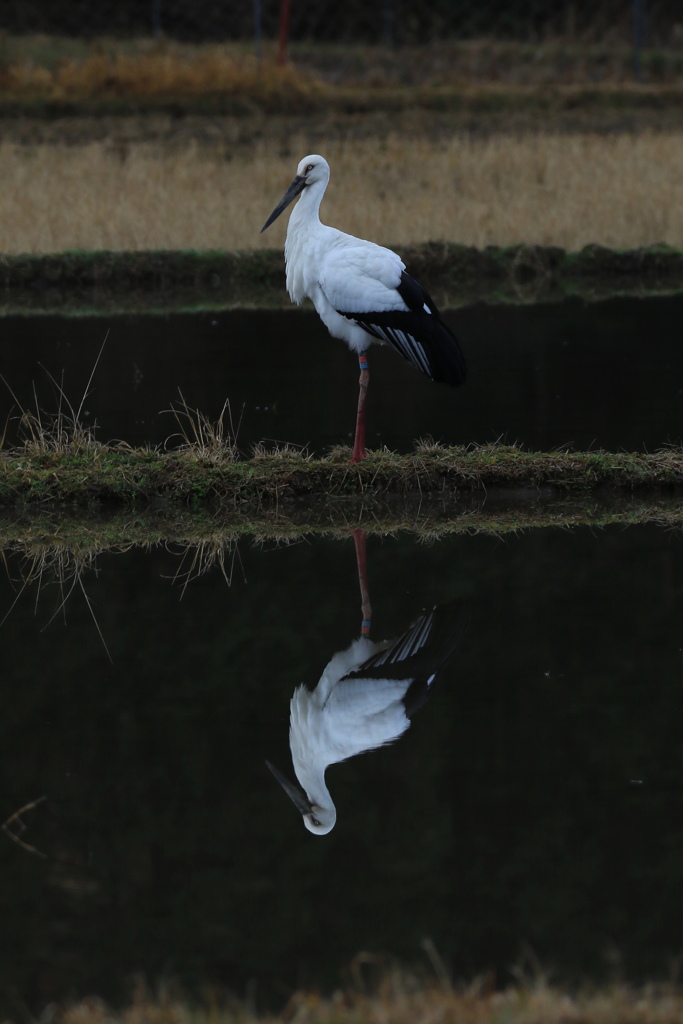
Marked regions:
[350,352,369,464]
[353,528,372,636]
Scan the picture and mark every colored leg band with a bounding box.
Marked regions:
[361,619,372,635]
[359,354,369,370]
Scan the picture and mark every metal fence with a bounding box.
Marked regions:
[1,0,679,46]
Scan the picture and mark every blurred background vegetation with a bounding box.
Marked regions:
[1,0,680,48]
[1,1,682,254]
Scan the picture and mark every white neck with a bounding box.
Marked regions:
[293,756,333,812]
[289,178,327,231]
[289,680,337,828]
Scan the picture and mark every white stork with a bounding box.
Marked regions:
[266,601,464,835]
[261,154,467,463]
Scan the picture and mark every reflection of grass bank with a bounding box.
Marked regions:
[4,440,683,515]
[3,491,683,559]
[1,243,682,315]
[31,978,683,1024]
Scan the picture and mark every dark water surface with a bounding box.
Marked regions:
[2,292,683,452]
[2,524,683,1014]
[3,292,683,1012]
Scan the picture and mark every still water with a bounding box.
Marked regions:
[2,293,683,452]
[2,525,683,1012]
[2,293,683,1013]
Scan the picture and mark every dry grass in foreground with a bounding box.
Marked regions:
[41,978,683,1024]
[2,132,682,253]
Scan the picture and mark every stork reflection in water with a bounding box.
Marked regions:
[267,531,463,835]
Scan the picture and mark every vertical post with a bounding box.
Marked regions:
[278,0,291,65]
[151,0,162,38]
[253,0,262,59]
[632,0,648,81]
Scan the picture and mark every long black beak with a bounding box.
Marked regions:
[261,175,306,233]
[266,760,313,816]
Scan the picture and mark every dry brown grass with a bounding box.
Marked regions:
[0,46,320,102]
[1,132,682,253]
[44,978,683,1024]
[163,392,240,464]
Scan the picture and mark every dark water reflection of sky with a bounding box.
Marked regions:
[2,293,683,454]
[2,524,683,1014]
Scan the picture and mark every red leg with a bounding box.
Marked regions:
[353,528,372,637]
[350,351,369,464]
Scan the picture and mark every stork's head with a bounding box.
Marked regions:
[303,805,336,836]
[266,760,336,835]
[261,154,330,233]
[294,154,330,186]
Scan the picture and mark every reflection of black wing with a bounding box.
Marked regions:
[341,601,465,715]
[337,271,467,387]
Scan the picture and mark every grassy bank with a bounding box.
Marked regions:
[3,82,683,120]
[4,440,683,514]
[3,133,683,255]
[2,242,681,315]
[19,978,683,1024]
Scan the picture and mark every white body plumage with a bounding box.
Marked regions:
[284,172,407,355]
[289,636,415,835]
[267,603,463,836]
[261,155,467,386]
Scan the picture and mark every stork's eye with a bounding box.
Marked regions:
[312,817,321,827]
[305,164,314,174]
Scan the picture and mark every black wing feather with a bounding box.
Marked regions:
[341,600,465,687]
[337,271,466,387]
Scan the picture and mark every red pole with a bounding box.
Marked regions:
[277,0,291,65]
